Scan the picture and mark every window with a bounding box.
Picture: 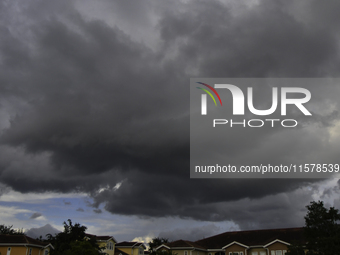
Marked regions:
[7,247,11,255]
[271,251,284,255]
[208,253,212,255]
[28,248,32,255]
[229,252,243,255]
[185,251,188,255]
[44,250,49,255]
[107,242,114,250]
[253,252,265,255]
[139,248,144,255]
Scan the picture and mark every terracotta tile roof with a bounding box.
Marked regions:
[116,241,139,246]
[116,241,146,249]
[0,234,51,247]
[96,235,114,241]
[116,241,146,248]
[85,233,114,241]
[85,233,117,242]
[195,227,305,249]
[164,240,206,250]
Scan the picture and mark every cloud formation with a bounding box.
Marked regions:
[30,212,43,219]
[0,0,340,232]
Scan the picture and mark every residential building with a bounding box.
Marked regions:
[156,240,206,255]
[115,247,132,255]
[85,233,117,255]
[156,228,305,255]
[116,241,147,255]
[0,234,53,255]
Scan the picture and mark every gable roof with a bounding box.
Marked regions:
[116,241,147,249]
[85,233,117,243]
[157,240,206,250]
[0,234,53,249]
[195,227,305,249]
[115,248,131,255]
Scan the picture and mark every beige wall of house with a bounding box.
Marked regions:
[98,240,115,255]
[188,249,207,255]
[191,249,208,255]
[170,249,191,255]
[158,247,208,255]
[119,246,144,255]
[174,249,190,255]
[248,248,268,255]
[266,242,288,255]
[225,243,247,255]
[118,247,133,255]
[0,246,50,255]
[158,247,169,252]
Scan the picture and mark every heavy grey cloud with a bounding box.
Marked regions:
[30,212,43,219]
[0,0,340,231]
[159,224,225,242]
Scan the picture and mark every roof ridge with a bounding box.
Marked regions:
[166,239,206,249]
[0,234,51,246]
[195,227,304,242]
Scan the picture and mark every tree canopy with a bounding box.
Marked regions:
[288,200,340,255]
[148,237,169,254]
[148,237,178,255]
[47,219,102,255]
[304,201,340,255]
[0,224,25,235]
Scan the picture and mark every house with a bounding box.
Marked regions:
[155,240,206,255]
[0,234,53,255]
[156,228,305,255]
[116,241,147,255]
[85,233,117,255]
[115,247,132,255]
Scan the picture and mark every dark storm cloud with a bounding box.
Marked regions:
[76,208,85,212]
[158,0,340,78]
[0,0,339,229]
[30,212,43,219]
[159,224,224,241]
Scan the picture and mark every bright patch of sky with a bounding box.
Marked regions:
[0,187,239,242]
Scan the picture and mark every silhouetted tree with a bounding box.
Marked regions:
[47,219,102,255]
[149,237,169,255]
[148,237,177,255]
[0,224,25,235]
[304,201,340,255]
[288,201,340,255]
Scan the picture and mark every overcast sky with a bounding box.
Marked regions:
[1,0,340,244]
